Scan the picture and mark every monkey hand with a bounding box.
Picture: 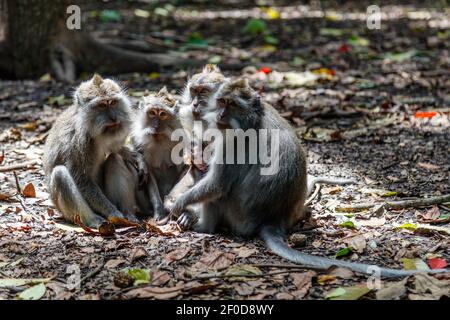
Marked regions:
[167,198,185,217]
[177,211,198,231]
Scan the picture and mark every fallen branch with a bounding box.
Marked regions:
[0,160,39,172]
[194,268,316,281]
[336,194,450,212]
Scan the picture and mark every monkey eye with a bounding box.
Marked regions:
[108,99,117,107]
[159,110,169,119]
[217,98,230,108]
[199,87,210,95]
[98,101,108,109]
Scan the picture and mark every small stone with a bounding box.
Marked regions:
[289,233,307,248]
[113,272,134,288]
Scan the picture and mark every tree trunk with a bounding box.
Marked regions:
[0,0,205,80]
[2,0,67,78]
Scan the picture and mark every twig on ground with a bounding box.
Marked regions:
[335,194,450,212]
[12,171,21,194]
[305,184,321,206]
[0,160,39,172]
[80,260,105,284]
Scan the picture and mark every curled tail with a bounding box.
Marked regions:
[260,226,448,278]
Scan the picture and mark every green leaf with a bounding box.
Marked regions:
[325,287,346,299]
[326,286,371,300]
[383,50,418,62]
[123,268,151,286]
[381,191,397,197]
[154,7,169,16]
[134,9,150,18]
[264,35,279,45]
[186,32,208,48]
[319,28,344,37]
[396,223,418,231]
[18,283,46,300]
[335,247,353,258]
[99,10,121,23]
[339,221,356,229]
[291,56,305,66]
[401,258,430,271]
[348,35,370,46]
[243,19,268,35]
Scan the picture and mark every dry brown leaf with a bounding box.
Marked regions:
[417,162,440,171]
[358,217,386,227]
[232,246,257,258]
[164,247,191,265]
[105,258,126,269]
[329,267,355,279]
[0,193,13,201]
[344,234,367,253]
[375,278,407,300]
[196,250,235,271]
[317,274,337,285]
[125,283,185,299]
[22,182,36,198]
[290,270,315,298]
[151,270,171,286]
[409,274,450,300]
[130,247,147,262]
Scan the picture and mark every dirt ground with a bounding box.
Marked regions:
[0,2,449,300]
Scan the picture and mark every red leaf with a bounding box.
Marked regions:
[259,67,272,74]
[337,44,350,53]
[415,111,437,119]
[22,182,36,198]
[428,258,447,270]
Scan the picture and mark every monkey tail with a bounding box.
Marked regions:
[260,225,448,278]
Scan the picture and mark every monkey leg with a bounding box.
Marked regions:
[103,154,140,222]
[50,165,106,228]
[177,203,221,234]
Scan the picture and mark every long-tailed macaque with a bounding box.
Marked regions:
[170,78,447,278]
[44,74,134,227]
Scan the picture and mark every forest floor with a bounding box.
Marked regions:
[0,2,449,300]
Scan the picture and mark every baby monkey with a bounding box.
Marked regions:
[171,78,447,278]
[44,74,133,227]
[131,87,185,223]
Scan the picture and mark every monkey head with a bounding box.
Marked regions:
[180,64,226,119]
[205,78,262,130]
[74,74,132,139]
[136,87,180,139]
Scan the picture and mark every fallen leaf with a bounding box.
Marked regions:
[224,264,262,279]
[22,182,36,198]
[427,258,447,270]
[326,285,371,300]
[329,267,355,279]
[130,247,147,262]
[126,283,184,299]
[151,270,171,286]
[164,247,191,265]
[336,247,353,258]
[0,277,52,287]
[105,258,126,269]
[396,223,418,231]
[339,221,356,229]
[196,250,235,271]
[122,268,151,286]
[401,258,429,271]
[344,235,367,253]
[375,278,407,300]
[414,111,437,119]
[18,283,46,300]
[317,275,337,285]
[232,246,257,258]
[290,271,315,298]
[409,274,450,300]
[358,217,386,227]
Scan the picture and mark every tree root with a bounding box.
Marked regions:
[335,194,450,212]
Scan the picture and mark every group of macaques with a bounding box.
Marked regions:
[43,65,446,278]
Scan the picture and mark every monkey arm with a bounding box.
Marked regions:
[146,170,166,219]
[170,166,224,216]
[76,173,124,219]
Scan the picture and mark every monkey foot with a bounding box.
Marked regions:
[177,211,198,231]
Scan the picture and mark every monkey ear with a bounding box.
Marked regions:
[92,74,104,87]
[203,64,220,73]
[156,86,169,97]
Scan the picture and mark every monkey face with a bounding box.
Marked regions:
[76,75,132,139]
[206,79,262,130]
[181,65,226,118]
[137,90,179,139]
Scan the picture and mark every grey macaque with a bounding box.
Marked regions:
[169,78,447,278]
[43,74,134,227]
[131,87,186,222]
